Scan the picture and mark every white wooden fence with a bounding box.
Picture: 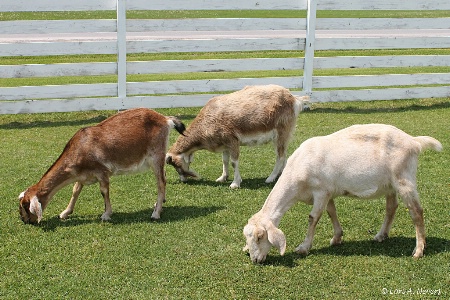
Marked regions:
[0,0,449,114]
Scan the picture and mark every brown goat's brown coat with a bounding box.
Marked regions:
[19,108,185,224]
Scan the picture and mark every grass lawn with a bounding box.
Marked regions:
[0,98,448,299]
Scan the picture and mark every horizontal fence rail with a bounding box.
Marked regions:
[0,0,449,114]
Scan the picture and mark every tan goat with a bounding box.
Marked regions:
[166,85,307,188]
[19,108,186,224]
[243,124,442,263]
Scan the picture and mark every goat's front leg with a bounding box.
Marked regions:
[266,156,286,183]
[151,160,166,220]
[295,194,328,255]
[216,150,230,183]
[229,147,242,189]
[99,179,112,221]
[326,199,343,246]
[374,193,398,242]
[59,182,83,219]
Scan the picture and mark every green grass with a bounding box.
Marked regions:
[1,10,449,20]
[2,68,450,89]
[1,99,449,299]
[2,49,450,65]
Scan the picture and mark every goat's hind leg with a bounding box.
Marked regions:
[59,182,83,220]
[397,177,425,258]
[266,129,288,183]
[99,179,112,221]
[402,191,425,258]
[408,199,425,258]
[374,193,398,242]
[216,150,230,183]
[327,199,344,246]
[151,156,167,220]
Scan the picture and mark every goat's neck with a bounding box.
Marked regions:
[34,161,74,208]
[259,185,298,227]
[172,131,204,153]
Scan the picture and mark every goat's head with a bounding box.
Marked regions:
[165,152,199,182]
[18,189,42,224]
[243,220,286,264]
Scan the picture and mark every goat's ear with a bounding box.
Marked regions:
[183,153,194,164]
[18,191,25,200]
[29,196,43,223]
[267,226,286,256]
[165,154,173,165]
[254,227,265,241]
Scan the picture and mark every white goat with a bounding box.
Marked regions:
[18,108,186,224]
[243,124,442,263]
[166,85,307,188]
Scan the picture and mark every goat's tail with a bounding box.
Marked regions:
[168,117,187,136]
[294,95,310,115]
[414,136,443,152]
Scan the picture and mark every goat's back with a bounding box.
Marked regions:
[287,124,441,198]
[64,108,170,169]
[193,85,298,132]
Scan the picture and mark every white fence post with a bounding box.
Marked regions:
[302,0,317,96]
[117,0,127,101]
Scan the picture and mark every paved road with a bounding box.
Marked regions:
[0,29,448,43]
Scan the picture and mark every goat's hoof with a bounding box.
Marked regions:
[59,210,72,220]
[216,176,228,183]
[295,244,309,256]
[412,247,424,259]
[330,236,343,246]
[101,213,112,221]
[229,178,242,188]
[373,233,388,242]
[151,212,161,220]
[265,176,277,183]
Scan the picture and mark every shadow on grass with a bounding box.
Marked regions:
[310,236,449,257]
[308,100,449,114]
[1,113,198,130]
[262,236,449,267]
[178,177,276,190]
[0,115,109,130]
[39,205,225,231]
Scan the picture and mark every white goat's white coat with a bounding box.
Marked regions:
[243,124,442,263]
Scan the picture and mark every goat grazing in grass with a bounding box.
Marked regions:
[166,85,308,188]
[19,108,186,224]
[243,124,442,263]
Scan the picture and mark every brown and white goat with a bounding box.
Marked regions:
[18,108,186,224]
[166,85,307,188]
[243,124,442,263]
